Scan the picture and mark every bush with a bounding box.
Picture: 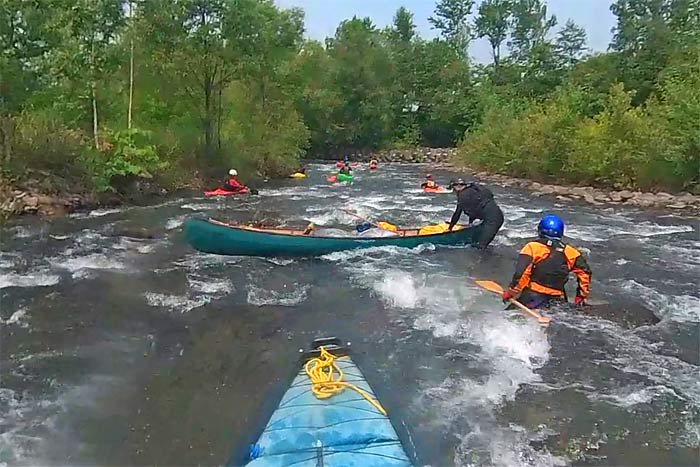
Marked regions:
[643,68,700,191]
[221,81,310,178]
[84,128,168,191]
[564,84,656,187]
[7,111,90,179]
[457,78,700,192]
[459,85,585,180]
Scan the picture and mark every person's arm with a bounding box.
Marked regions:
[509,243,536,294]
[448,202,462,230]
[570,251,592,301]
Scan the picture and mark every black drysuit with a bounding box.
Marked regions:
[448,184,504,249]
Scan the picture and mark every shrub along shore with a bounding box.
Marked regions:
[3,147,698,220]
[2,1,698,219]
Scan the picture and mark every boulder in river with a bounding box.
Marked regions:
[111,224,159,239]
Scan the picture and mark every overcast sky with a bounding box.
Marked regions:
[275,0,617,62]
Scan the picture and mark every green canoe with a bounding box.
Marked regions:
[184,217,484,257]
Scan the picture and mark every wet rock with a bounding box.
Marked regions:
[594,193,610,203]
[667,203,688,209]
[583,194,596,204]
[111,225,158,239]
[36,195,55,205]
[610,192,624,202]
[572,186,594,196]
[617,190,634,200]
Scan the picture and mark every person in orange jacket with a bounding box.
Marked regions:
[421,174,438,189]
[503,214,592,309]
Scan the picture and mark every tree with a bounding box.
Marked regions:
[138,0,303,158]
[49,0,126,148]
[0,1,50,163]
[429,0,475,57]
[555,19,588,68]
[127,0,135,129]
[610,0,699,104]
[391,6,416,43]
[508,0,557,65]
[474,0,512,69]
[326,17,394,148]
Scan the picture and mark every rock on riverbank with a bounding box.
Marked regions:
[0,175,171,220]
[325,147,700,213]
[335,147,455,164]
[471,172,700,213]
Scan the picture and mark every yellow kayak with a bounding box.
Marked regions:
[290,173,307,179]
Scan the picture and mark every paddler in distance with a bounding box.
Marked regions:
[223,169,247,193]
[421,174,438,189]
[447,178,504,249]
[338,164,352,176]
[502,214,592,308]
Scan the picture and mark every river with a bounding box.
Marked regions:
[1,163,699,466]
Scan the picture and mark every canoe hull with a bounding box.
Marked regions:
[243,339,412,467]
[185,217,484,257]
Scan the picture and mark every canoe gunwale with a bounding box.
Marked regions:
[207,218,468,241]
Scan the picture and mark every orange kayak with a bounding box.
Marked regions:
[423,186,450,193]
[205,188,249,196]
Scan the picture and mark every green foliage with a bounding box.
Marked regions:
[7,111,89,178]
[474,0,512,68]
[429,0,475,56]
[555,19,588,68]
[2,0,699,194]
[221,80,309,177]
[86,128,167,191]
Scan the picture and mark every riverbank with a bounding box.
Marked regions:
[4,148,700,220]
[338,148,700,213]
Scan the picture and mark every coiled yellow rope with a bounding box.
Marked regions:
[304,346,387,416]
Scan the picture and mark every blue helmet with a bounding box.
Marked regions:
[537,214,565,239]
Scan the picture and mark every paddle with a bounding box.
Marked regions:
[475,280,552,326]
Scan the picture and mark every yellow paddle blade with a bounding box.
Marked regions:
[475,280,505,295]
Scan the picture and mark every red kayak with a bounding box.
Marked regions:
[424,186,450,194]
[335,161,345,168]
[204,188,249,196]
[327,175,338,183]
[369,165,378,170]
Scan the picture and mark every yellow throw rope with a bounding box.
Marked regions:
[304,346,387,416]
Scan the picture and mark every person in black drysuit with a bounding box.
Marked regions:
[447,178,504,249]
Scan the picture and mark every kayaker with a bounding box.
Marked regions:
[369,159,378,169]
[421,174,438,189]
[223,169,246,193]
[339,164,352,176]
[447,178,504,249]
[502,214,592,309]
[297,166,307,175]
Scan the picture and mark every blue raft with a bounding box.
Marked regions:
[243,338,413,467]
